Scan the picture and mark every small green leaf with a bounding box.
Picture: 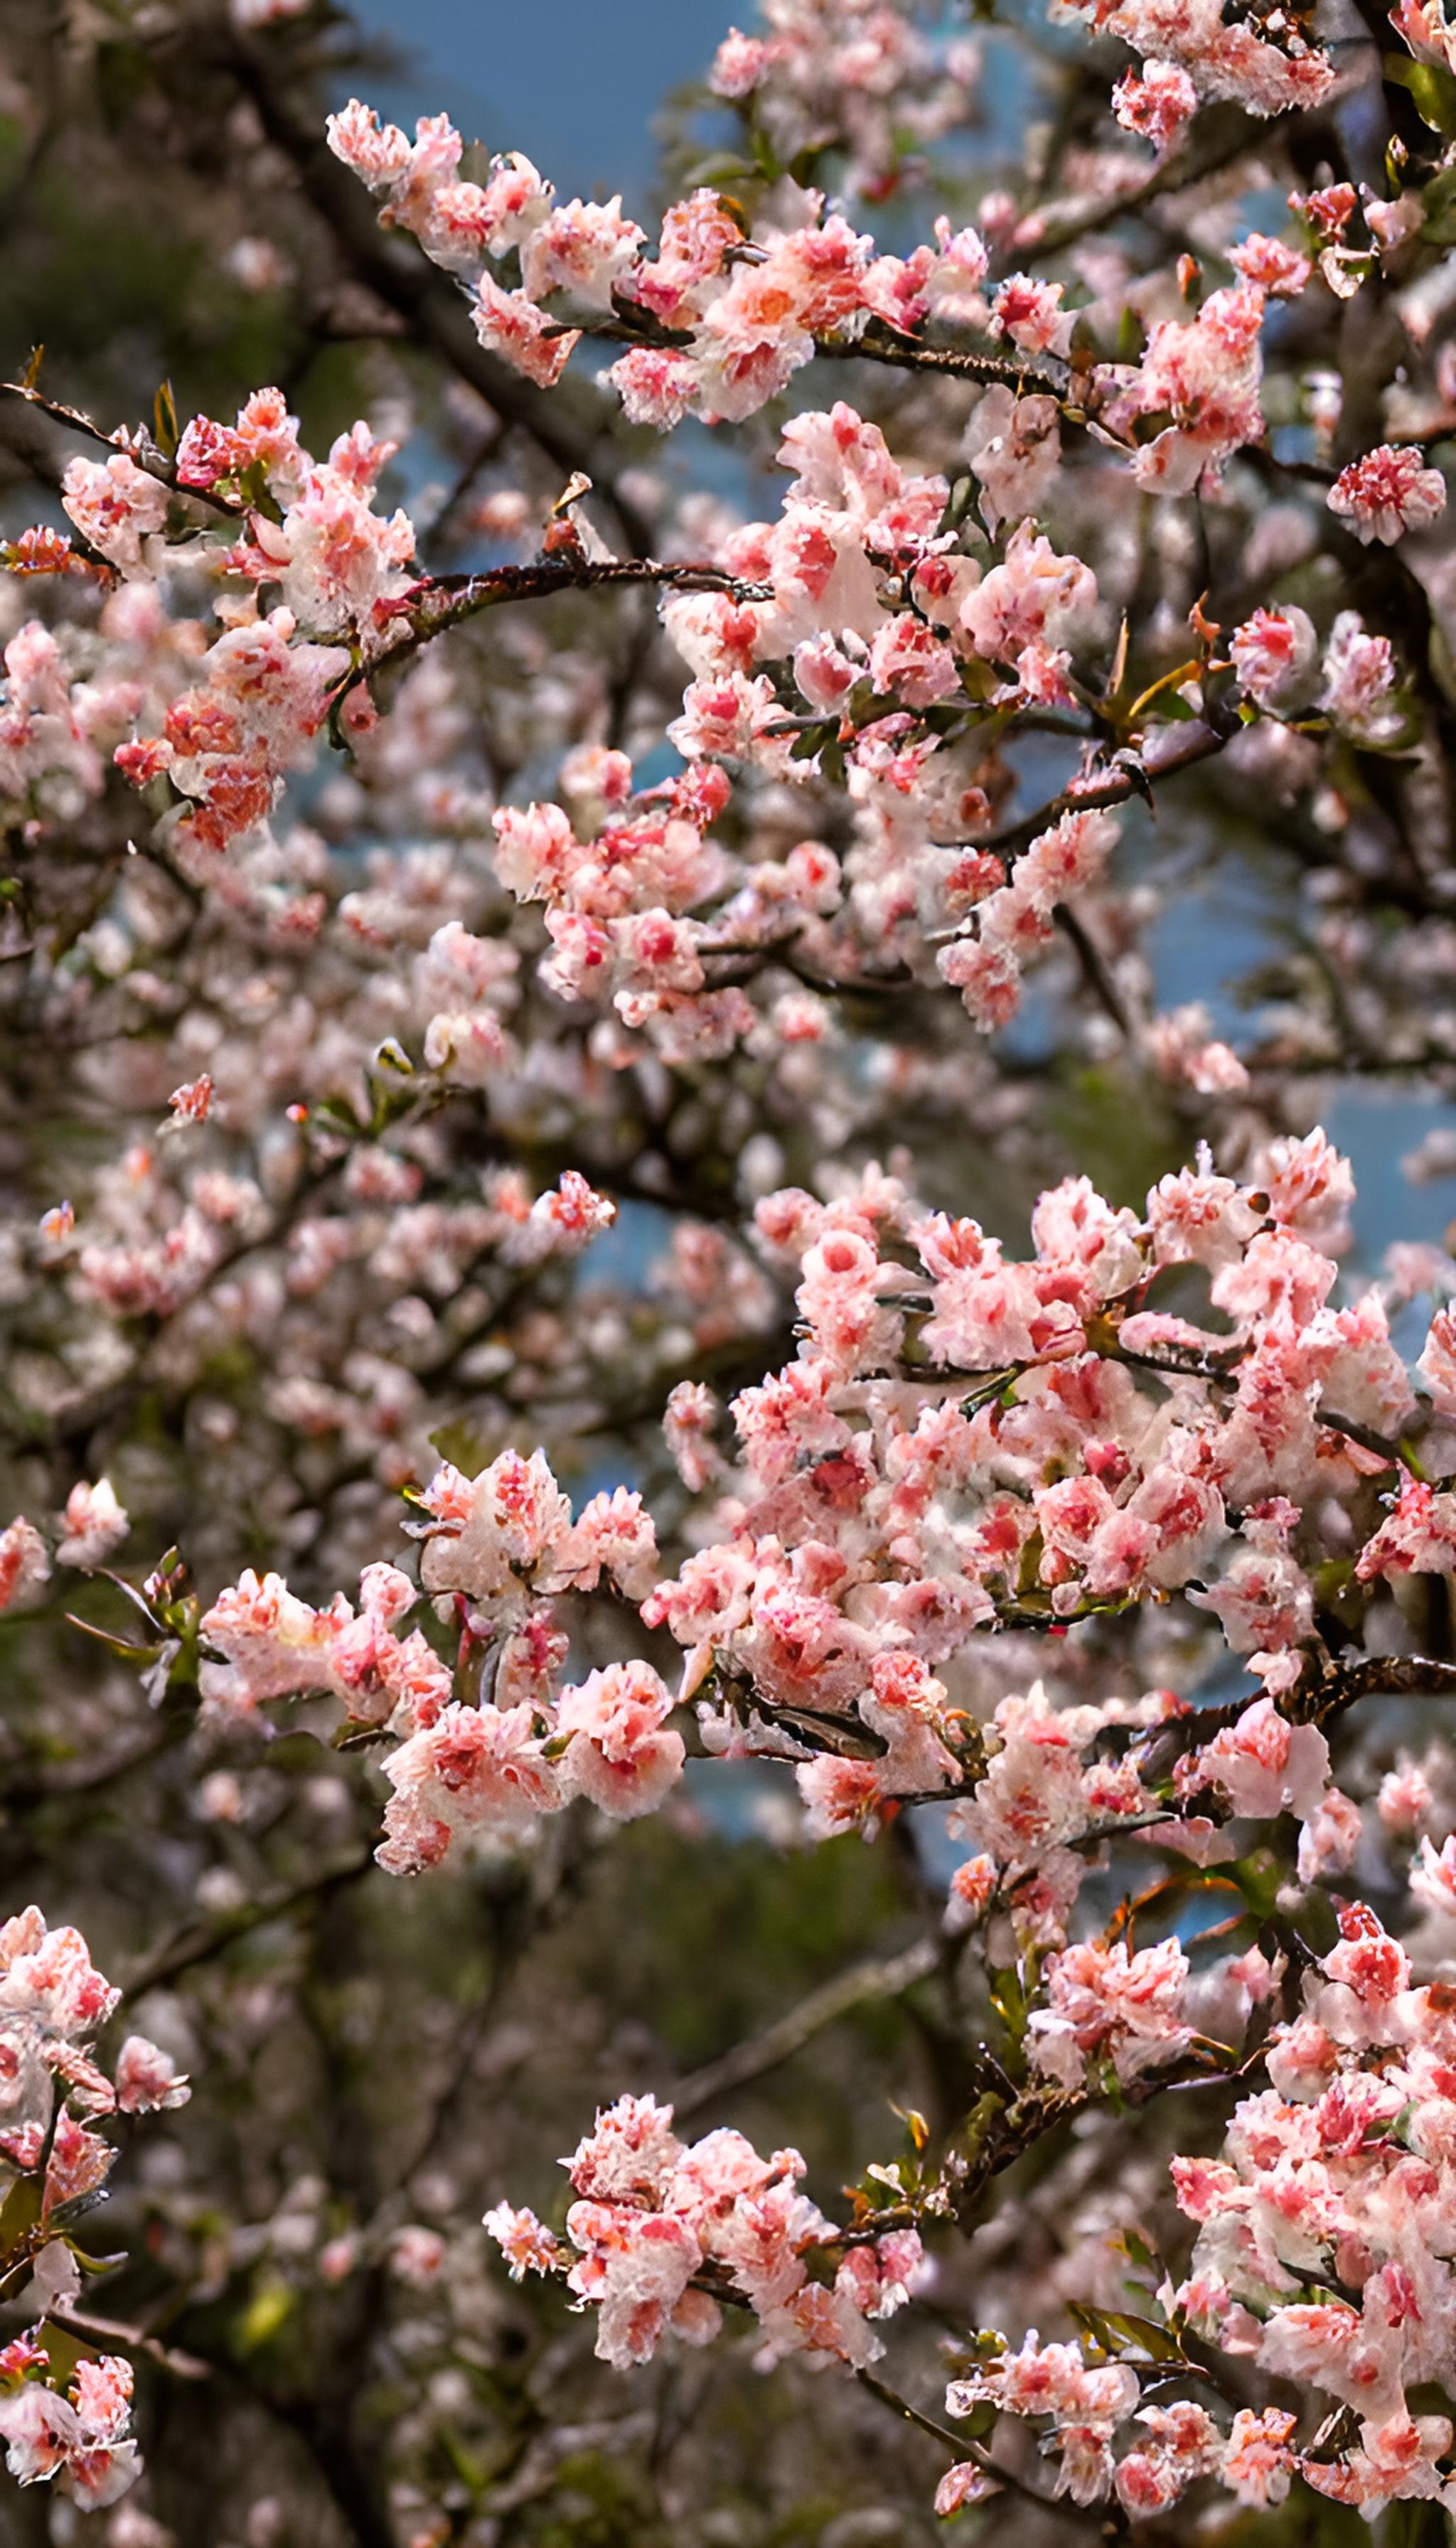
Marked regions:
[235,2276,294,2354]
[427,1418,488,1477]
[153,381,178,459]
[1067,2302,1184,2364]
[0,2174,42,2262]
[34,2322,91,2388]
[1386,52,1456,132]
[1227,1850,1282,1920]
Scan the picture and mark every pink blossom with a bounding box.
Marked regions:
[1418,1305,1456,1416]
[60,454,168,577]
[796,1754,885,1838]
[557,1662,685,1819]
[521,197,644,314]
[1111,60,1197,151]
[1222,2408,1297,2507]
[1320,611,1400,738]
[1231,605,1317,707]
[418,1447,574,1600]
[1329,445,1447,544]
[609,346,702,429]
[114,2035,190,2114]
[934,2460,1000,2512]
[867,612,961,707]
[390,2225,446,2284]
[473,277,579,387]
[989,275,1066,355]
[965,387,1061,530]
[0,1520,50,1615]
[710,28,782,96]
[1298,1787,1364,1880]
[483,2202,564,2279]
[1118,284,1267,495]
[377,1702,563,1873]
[1411,1833,1456,1915]
[55,1477,127,1569]
[1199,1699,1330,1819]
[1230,233,1312,296]
[1029,1935,1192,2084]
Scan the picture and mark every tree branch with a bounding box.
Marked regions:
[119,1844,375,2001]
[350,556,770,699]
[671,1935,940,2122]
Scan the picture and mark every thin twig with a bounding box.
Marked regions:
[982,725,1227,859]
[0,380,243,520]
[344,557,770,702]
[672,1935,940,2121]
[813,327,1069,402]
[855,2367,1098,2520]
[119,1845,374,2001]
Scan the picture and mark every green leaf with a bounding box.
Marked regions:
[63,1615,163,1664]
[1386,52,1456,132]
[1284,1884,1340,1957]
[680,154,760,188]
[153,380,178,459]
[1115,2228,1157,2272]
[35,2322,91,2388]
[1227,1850,1282,1920]
[235,2276,294,2354]
[314,1096,361,1133]
[892,2103,930,2153]
[0,2174,42,2263]
[1066,2303,1184,2364]
[427,1418,488,1477]
[953,2399,997,2441]
[1115,304,1147,365]
[987,1964,1028,2042]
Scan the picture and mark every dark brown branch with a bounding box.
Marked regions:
[855,2368,1089,2520]
[1056,901,1135,1037]
[350,556,771,698]
[812,325,1068,402]
[671,1935,939,2121]
[1011,97,1301,265]
[48,2306,210,2383]
[119,1844,374,2001]
[0,380,245,520]
[982,724,1228,859]
[1138,1652,1456,1777]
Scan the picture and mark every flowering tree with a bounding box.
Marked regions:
[10,0,1456,2535]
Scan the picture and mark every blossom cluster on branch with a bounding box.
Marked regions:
[9,0,1456,2530]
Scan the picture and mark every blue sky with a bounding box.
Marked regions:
[343,0,736,200]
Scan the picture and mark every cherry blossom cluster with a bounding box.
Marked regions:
[60,393,412,854]
[186,1447,675,1872]
[0,1909,188,2515]
[936,1888,1456,2520]
[486,2092,923,2371]
[4,341,1442,1122]
[69,1122,1456,1911]
[12,0,1456,2522]
[323,90,1365,489]
[705,0,982,200]
[138,1115,1455,2517]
